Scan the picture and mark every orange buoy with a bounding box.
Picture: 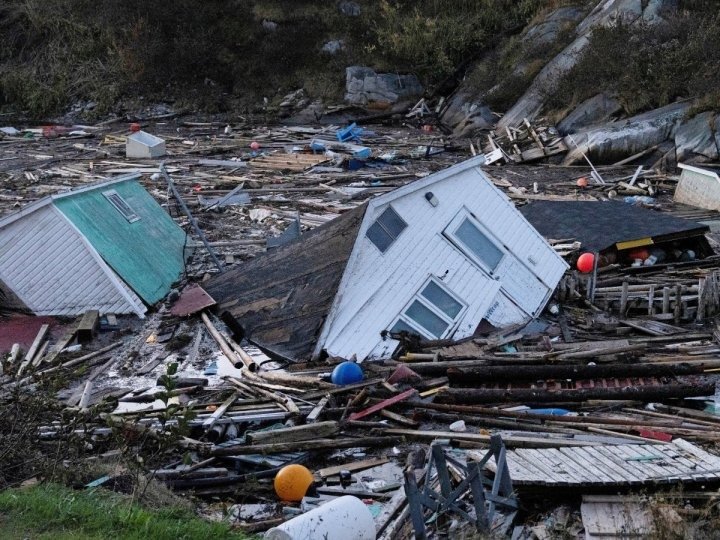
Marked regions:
[274,464,314,502]
[576,177,589,188]
[577,252,595,273]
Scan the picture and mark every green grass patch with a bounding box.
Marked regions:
[0,483,249,540]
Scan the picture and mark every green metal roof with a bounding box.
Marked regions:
[54,178,187,304]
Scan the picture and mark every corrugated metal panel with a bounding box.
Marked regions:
[319,163,568,360]
[0,205,145,316]
[675,165,720,210]
[54,179,187,304]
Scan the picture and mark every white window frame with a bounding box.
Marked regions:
[389,277,467,340]
[365,205,407,254]
[103,190,140,223]
[443,209,505,276]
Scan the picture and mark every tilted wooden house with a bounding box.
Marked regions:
[0,174,188,317]
[206,156,568,361]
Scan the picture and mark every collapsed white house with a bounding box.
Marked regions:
[204,155,568,361]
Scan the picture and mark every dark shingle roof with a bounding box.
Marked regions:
[519,201,709,252]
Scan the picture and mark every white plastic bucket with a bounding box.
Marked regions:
[265,495,376,540]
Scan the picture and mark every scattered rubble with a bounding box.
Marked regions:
[3,115,720,538]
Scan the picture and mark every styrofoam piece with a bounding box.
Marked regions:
[265,495,375,540]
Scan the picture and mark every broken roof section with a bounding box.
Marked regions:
[520,200,710,253]
[0,174,188,317]
[204,205,367,360]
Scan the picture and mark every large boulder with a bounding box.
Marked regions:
[562,101,689,165]
[557,93,622,135]
[344,66,423,107]
[440,91,495,137]
[675,112,719,162]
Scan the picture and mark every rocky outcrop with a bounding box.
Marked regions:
[440,92,495,137]
[674,112,719,162]
[344,67,423,107]
[557,93,622,134]
[522,7,586,48]
[562,101,689,165]
[496,0,676,134]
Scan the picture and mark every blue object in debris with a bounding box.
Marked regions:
[204,360,218,376]
[528,408,571,416]
[336,122,364,142]
[331,361,364,385]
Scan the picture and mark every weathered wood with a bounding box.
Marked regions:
[207,436,402,456]
[77,310,100,343]
[16,324,49,376]
[349,389,417,421]
[245,421,339,444]
[318,457,389,479]
[201,312,246,368]
[306,394,330,423]
[437,381,715,404]
[382,428,595,448]
[447,362,714,383]
[202,392,239,429]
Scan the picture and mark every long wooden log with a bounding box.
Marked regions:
[398,401,701,429]
[447,361,718,384]
[436,381,715,404]
[207,436,402,456]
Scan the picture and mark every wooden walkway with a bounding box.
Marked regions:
[479,439,720,487]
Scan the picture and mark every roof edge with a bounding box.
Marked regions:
[0,173,142,230]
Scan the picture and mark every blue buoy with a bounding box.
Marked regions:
[331,361,364,385]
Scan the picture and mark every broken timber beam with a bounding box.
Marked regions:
[447,362,718,384]
[436,381,715,404]
[207,436,402,456]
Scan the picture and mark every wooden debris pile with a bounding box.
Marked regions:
[3,119,720,537]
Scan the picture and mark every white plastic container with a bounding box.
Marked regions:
[126,131,166,159]
[265,495,375,540]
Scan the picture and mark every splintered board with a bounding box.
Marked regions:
[249,153,330,171]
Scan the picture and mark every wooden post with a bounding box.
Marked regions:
[697,277,706,322]
[648,285,655,316]
[201,312,255,371]
[662,287,671,314]
[674,284,683,324]
[619,281,629,315]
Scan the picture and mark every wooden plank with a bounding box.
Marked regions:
[318,457,389,479]
[77,310,100,343]
[349,389,417,421]
[16,324,50,376]
[556,447,616,485]
[573,447,641,485]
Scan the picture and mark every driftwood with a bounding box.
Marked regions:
[437,381,715,404]
[447,361,720,384]
[207,436,403,456]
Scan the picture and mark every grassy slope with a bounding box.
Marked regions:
[0,484,249,540]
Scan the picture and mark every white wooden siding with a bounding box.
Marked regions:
[675,164,720,211]
[0,205,145,316]
[317,158,568,360]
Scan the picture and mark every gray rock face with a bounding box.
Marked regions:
[562,101,690,165]
[675,112,719,162]
[338,1,360,16]
[497,0,677,133]
[523,7,585,48]
[345,66,423,106]
[557,93,622,135]
[440,91,495,137]
[322,40,345,55]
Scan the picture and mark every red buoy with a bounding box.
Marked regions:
[577,252,595,273]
